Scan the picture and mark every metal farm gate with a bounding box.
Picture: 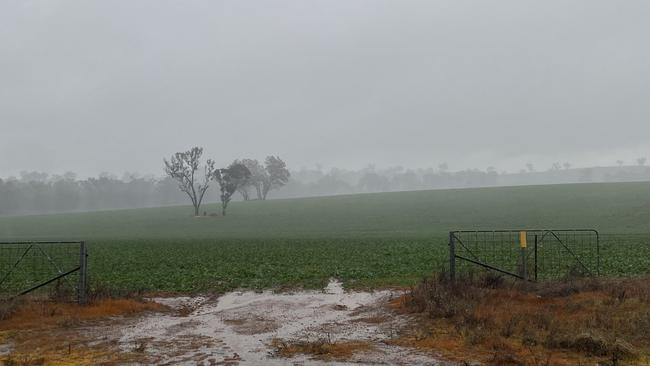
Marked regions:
[0,241,88,303]
[449,230,599,281]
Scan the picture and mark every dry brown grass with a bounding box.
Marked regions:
[271,338,374,361]
[0,298,167,366]
[0,343,120,366]
[393,272,650,366]
[0,298,166,331]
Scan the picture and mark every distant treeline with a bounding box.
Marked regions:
[0,172,189,216]
[270,164,650,199]
[1,164,650,216]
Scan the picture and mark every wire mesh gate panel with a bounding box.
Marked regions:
[0,241,88,303]
[449,230,599,281]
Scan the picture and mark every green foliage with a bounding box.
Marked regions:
[0,182,649,293]
[215,162,251,216]
[85,238,446,293]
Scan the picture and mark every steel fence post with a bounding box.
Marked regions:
[534,234,538,281]
[519,231,527,282]
[78,241,88,305]
[449,232,456,282]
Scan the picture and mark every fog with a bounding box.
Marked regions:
[1,1,649,178]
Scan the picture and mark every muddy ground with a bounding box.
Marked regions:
[0,280,446,365]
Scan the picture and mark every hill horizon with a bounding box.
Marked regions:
[1,181,649,241]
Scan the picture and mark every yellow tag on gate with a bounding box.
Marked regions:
[519,231,527,248]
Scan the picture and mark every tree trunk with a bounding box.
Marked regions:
[194,204,200,216]
[221,203,227,216]
[255,183,262,200]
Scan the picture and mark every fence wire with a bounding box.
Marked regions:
[451,230,600,280]
[0,241,85,302]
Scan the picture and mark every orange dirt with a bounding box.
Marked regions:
[0,298,166,331]
[0,298,167,366]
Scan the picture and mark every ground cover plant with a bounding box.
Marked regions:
[395,272,650,365]
[0,182,649,294]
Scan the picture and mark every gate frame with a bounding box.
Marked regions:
[448,229,599,282]
[0,241,88,304]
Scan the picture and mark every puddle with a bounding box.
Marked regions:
[0,342,12,356]
[117,279,444,365]
[0,280,444,365]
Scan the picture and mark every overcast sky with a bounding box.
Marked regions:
[1,0,649,178]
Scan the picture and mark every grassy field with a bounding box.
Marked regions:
[0,182,649,293]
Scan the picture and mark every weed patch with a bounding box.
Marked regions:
[271,338,373,361]
[397,273,650,365]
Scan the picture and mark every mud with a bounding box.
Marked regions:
[0,280,445,365]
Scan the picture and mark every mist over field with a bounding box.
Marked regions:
[2,163,650,216]
[1,0,650,182]
[1,0,649,283]
[3,2,650,364]
[2,0,650,217]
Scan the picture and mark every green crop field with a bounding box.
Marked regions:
[1,182,649,293]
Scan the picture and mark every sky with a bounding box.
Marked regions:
[1,0,649,178]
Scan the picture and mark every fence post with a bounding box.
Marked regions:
[595,231,600,276]
[78,241,88,305]
[534,235,538,281]
[449,232,456,282]
[519,231,527,281]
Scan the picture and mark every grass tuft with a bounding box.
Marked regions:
[270,338,373,360]
[394,272,650,365]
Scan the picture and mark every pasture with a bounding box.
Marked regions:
[1,182,649,293]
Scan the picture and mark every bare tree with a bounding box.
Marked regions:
[637,157,647,166]
[164,147,216,216]
[214,162,251,216]
[616,160,624,167]
[261,156,290,200]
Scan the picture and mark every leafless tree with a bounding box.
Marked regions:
[563,162,571,170]
[164,147,216,216]
[616,160,624,167]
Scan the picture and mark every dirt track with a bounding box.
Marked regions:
[1,280,444,365]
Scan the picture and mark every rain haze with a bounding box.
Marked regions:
[3,3,650,365]
[2,0,650,178]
